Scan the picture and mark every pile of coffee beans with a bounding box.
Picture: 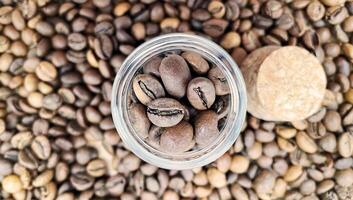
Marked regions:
[129,52,231,153]
[1,0,353,199]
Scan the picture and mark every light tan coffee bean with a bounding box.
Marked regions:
[246,142,262,159]
[27,92,43,108]
[86,159,107,177]
[284,165,303,182]
[31,135,51,160]
[230,155,250,174]
[35,61,57,82]
[296,131,318,153]
[338,132,353,157]
[32,169,54,187]
[275,126,297,139]
[2,174,23,193]
[335,168,353,187]
[11,131,33,149]
[207,168,227,188]
[39,182,57,200]
[272,178,287,198]
[316,180,335,194]
[0,53,13,72]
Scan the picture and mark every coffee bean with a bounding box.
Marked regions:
[208,1,225,19]
[159,54,191,98]
[2,174,22,193]
[338,132,353,157]
[132,74,165,105]
[181,51,209,74]
[35,61,57,82]
[69,172,94,191]
[106,175,126,196]
[147,98,184,127]
[194,110,219,147]
[0,158,12,176]
[68,33,87,51]
[326,6,348,25]
[212,95,230,120]
[202,19,228,37]
[143,56,162,77]
[263,0,283,19]
[94,34,113,60]
[18,148,39,170]
[146,125,163,148]
[86,159,106,177]
[128,103,150,138]
[33,169,54,187]
[31,135,51,160]
[187,77,216,110]
[159,121,194,153]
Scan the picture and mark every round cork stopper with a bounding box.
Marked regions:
[241,46,327,121]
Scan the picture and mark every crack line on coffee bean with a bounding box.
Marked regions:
[193,87,208,108]
[147,108,183,116]
[138,80,157,99]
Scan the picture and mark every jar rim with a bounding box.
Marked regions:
[111,33,247,170]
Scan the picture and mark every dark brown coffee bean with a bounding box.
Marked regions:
[132,74,165,105]
[187,77,216,110]
[83,69,103,85]
[302,29,320,51]
[147,98,185,127]
[143,56,161,77]
[192,9,211,21]
[159,121,194,153]
[195,110,219,147]
[68,33,87,51]
[181,51,210,74]
[212,95,230,120]
[94,34,114,60]
[208,66,230,95]
[95,21,114,35]
[159,54,191,98]
[202,19,228,37]
[128,103,150,138]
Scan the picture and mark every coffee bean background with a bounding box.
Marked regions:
[0,0,353,199]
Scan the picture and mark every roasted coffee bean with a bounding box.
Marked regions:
[128,103,150,138]
[132,74,165,105]
[181,51,209,74]
[68,33,87,51]
[146,98,184,127]
[159,54,191,98]
[208,66,230,96]
[212,95,231,120]
[195,111,219,147]
[159,121,194,153]
[187,77,216,110]
[143,56,162,77]
[94,34,113,60]
[202,19,228,37]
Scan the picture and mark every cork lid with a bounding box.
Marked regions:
[256,46,327,121]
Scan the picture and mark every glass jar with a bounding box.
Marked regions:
[111,33,247,170]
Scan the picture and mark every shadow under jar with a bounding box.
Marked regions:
[111,33,247,170]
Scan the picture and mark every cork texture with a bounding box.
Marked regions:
[241,46,327,121]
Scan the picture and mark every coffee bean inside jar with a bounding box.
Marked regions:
[128,51,231,153]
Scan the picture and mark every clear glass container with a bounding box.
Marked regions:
[111,33,247,170]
